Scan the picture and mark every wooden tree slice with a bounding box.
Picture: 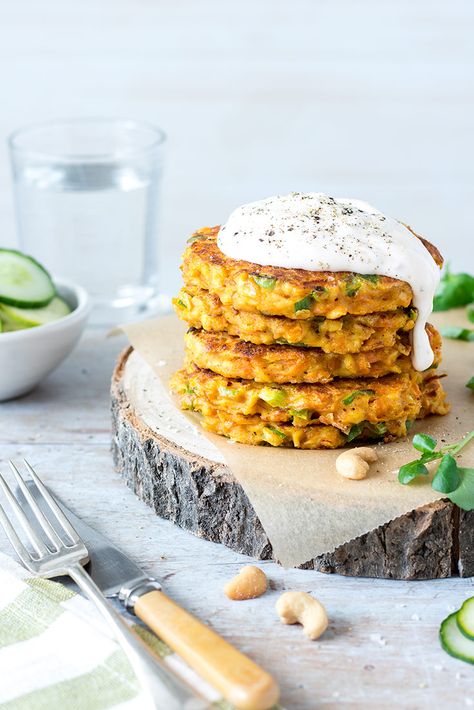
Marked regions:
[111,347,474,580]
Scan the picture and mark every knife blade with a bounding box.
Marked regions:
[23,480,160,603]
[20,481,280,710]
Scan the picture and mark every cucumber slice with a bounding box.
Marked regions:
[456,597,474,640]
[440,612,474,664]
[0,249,55,307]
[0,297,71,330]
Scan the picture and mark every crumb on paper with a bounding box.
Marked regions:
[156,359,167,367]
[411,613,420,621]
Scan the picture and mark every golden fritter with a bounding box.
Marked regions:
[174,288,416,353]
[181,226,443,320]
[176,385,448,448]
[184,325,442,384]
[170,366,447,434]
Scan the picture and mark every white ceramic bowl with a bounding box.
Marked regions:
[0,278,90,401]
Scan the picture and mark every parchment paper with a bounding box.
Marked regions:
[120,310,474,568]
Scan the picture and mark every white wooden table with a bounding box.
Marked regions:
[1,327,473,709]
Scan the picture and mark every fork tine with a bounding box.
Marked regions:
[0,502,34,569]
[22,460,80,544]
[0,474,49,558]
[10,461,64,551]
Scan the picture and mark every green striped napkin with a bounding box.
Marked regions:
[0,552,240,710]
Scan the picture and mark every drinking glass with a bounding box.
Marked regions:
[9,118,166,324]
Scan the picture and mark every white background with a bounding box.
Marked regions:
[0,0,473,295]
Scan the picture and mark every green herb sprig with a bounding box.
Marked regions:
[440,326,474,342]
[433,267,474,311]
[398,431,474,509]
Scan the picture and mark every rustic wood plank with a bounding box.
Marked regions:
[112,346,474,580]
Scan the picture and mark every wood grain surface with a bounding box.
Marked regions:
[1,328,474,709]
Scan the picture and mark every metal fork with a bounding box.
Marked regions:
[0,460,208,710]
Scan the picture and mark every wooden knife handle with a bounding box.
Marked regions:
[134,590,279,710]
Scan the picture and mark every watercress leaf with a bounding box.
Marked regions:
[446,467,474,511]
[412,433,437,454]
[398,460,429,485]
[433,268,474,311]
[440,326,474,342]
[467,376,474,390]
[468,305,474,324]
[431,454,461,493]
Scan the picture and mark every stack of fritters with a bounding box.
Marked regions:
[171,226,449,449]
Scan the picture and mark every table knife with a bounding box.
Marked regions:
[24,482,279,710]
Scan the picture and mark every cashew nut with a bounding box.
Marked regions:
[335,446,378,480]
[276,591,328,640]
[224,565,268,600]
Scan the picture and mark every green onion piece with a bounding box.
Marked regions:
[345,276,361,297]
[342,389,376,406]
[294,294,314,312]
[218,386,239,398]
[290,409,312,424]
[347,423,364,442]
[263,425,287,441]
[251,274,277,289]
[259,387,286,406]
[187,233,210,244]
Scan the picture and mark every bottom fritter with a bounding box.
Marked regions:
[170,368,449,448]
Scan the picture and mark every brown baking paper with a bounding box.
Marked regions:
[120,310,474,568]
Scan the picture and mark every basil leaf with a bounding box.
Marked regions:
[467,376,474,390]
[251,274,277,290]
[412,433,437,454]
[342,389,376,406]
[446,467,474,510]
[398,460,429,484]
[433,268,474,311]
[440,326,474,341]
[432,454,461,493]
